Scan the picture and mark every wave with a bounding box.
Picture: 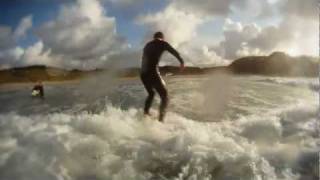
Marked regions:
[255,77,319,92]
[0,100,318,180]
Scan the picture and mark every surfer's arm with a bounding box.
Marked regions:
[165,42,184,65]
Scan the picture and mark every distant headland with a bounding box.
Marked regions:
[0,52,318,84]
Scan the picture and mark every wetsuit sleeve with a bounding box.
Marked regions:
[165,42,184,65]
[40,86,44,98]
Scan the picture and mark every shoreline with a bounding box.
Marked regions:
[0,74,317,91]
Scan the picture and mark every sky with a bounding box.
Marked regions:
[0,0,318,70]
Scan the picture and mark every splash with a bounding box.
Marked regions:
[0,76,318,180]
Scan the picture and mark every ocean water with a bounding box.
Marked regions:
[0,74,318,180]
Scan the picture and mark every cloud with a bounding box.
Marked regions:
[36,0,127,69]
[0,26,15,51]
[137,5,229,66]
[180,45,230,66]
[0,47,24,69]
[107,0,144,6]
[0,0,129,70]
[0,41,58,70]
[171,0,233,16]
[14,15,33,39]
[248,0,318,56]
[0,0,317,69]
[106,49,142,68]
[281,0,318,19]
[269,16,317,56]
[212,19,262,59]
[0,15,33,52]
[21,41,59,67]
[170,0,275,19]
[20,41,117,70]
[137,5,205,47]
[0,15,33,69]
[153,0,317,61]
[236,44,263,58]
[213,8,318,60]
[136,0,285,66]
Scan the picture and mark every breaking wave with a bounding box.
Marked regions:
[0,75,318,180]
[255,77,319,92]
[0,101,318,180]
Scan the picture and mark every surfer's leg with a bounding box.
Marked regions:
[154,75,168,122]
[144,89,155,115]
[140,74,155,115]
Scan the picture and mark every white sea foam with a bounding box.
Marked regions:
[0,76,318,180]
[0,101,317,180]
[255,77,319,92]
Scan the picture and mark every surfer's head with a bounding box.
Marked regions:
[153,31,164,40]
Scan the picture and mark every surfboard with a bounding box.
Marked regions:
[137,110,158,121]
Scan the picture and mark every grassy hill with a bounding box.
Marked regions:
[229,52,318,77]
[0,65,101,84]
[0,52,318,84]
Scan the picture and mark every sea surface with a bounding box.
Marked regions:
[0,74,318,180]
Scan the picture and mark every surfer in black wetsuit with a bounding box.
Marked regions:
[32,81,44,99]
[140,32,184,122]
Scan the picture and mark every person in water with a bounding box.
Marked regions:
[32,81,44,99]
[141,31,184,122]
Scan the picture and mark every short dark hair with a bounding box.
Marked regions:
[153,31,164,39]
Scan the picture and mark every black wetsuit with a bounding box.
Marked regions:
[140,39,184,122]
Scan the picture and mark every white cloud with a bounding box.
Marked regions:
[137,5,205,47]
[213,9,318,60]
[137,5,228,66]
[20,40,118,70]
[0,0,129,70]
[246,4,318,57]
[180,45,230,66]
[36,0,127,69]
[0,15,33,69]
[135,0,283,66]
[156,0,318,60]
[21,41,58,67]
[213,19,262,59]
[269,17,317,56]
[236,43,264,57]
[0,15,33,52]
[223,19,243,32]
[0,47,24,69]
[14,15,33,39]
[0,0,317,69]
